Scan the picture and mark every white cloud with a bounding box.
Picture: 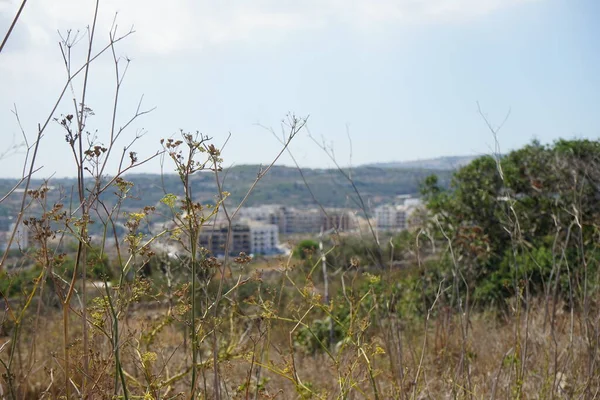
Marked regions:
[1,0,539,56]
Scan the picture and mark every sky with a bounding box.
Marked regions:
[0,0,598,178]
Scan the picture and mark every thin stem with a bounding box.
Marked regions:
[0,0,28,54]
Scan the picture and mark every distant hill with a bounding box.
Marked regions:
[0,165,460,237]
[0,165,456,214]
[367,155,479,170]
[121,164,455,209]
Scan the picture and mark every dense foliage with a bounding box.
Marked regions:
[421,139,600,307]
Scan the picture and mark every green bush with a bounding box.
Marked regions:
[294,239,319,260]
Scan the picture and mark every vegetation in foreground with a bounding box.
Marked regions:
[1,5,600,399]
[2,136,600,399]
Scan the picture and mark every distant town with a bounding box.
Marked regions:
[0,194,424,260]
[0,162,449,263]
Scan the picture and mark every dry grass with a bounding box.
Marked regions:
[1,288,597,399]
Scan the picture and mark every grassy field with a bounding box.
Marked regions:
[1,252,597,399]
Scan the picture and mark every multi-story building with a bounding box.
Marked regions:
[289,208,321,233]
[239,205,356,234]
[199,223,247,256]
[374,204,399,230]
[199,220,280,256]
[321,208,355,232]
[374,197,423,232]
[238,205,279,223]
[248,221,278,255]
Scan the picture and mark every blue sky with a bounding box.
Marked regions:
[0,0,598,178]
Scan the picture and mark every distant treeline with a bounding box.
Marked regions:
[0,165,454,213]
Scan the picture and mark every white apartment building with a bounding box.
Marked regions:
[198,219,281,256]
[375,198,423,232]
[238,206,320,234]
[238,206,357,235]
[375,205,405,231]
[248,221,279,255]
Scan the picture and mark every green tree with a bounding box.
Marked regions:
[421,139,600,306]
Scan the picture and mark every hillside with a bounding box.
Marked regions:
[0,165,454,213]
